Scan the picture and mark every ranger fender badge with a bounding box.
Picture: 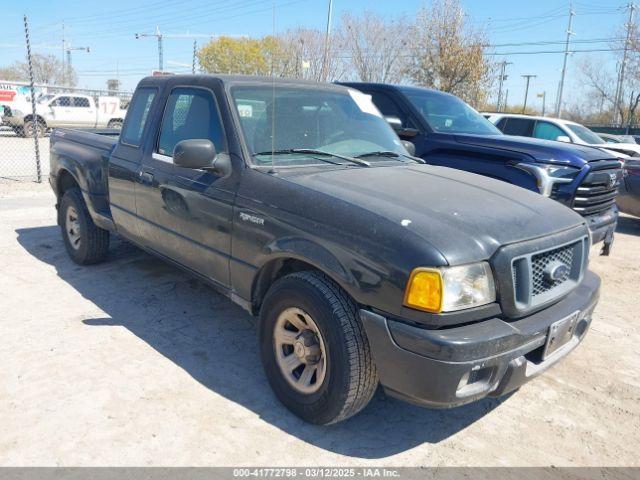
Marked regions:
[239,212,265,225]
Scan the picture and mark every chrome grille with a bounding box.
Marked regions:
[573,168,621,216]
[531,243,574,296]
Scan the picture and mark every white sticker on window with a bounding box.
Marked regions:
[238,104,253,118]
[445,118,453,127]
[348,89,382,117]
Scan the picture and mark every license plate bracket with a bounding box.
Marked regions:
[543,311,580,360]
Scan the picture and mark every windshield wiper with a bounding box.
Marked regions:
[355,150,425,164]
[253,149,370,167]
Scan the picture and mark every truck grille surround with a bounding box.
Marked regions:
[491,227,590,319]
[573,164,622,216]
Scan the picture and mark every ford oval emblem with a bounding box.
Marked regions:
[544,261,570,283]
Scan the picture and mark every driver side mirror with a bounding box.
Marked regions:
[401,140,416,156]
[385,115,419,139]
[556,135,571,143]
[173,139,231,176]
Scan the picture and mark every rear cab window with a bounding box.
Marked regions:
[120,88,157,147]
[501,118,535,137]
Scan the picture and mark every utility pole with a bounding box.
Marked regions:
[136,26,164,71]
[496,60,512,112]
[555,4,575,118]
[504,89,509,110]
[321,0,334,81]
[192,40,197,74]
[614,2,636,125]
[537,91,547,116]
[522,75,536,113]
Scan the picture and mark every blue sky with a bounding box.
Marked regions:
[0,0,630,110]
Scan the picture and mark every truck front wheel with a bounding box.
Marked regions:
[60,188,110,265]
[259,271,378,424]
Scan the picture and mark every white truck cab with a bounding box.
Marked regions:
[4,93,127,137]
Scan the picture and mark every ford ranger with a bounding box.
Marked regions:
[49,75,600,425]
[341,83,622,255]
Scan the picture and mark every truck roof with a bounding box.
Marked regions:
[139,74,349,92]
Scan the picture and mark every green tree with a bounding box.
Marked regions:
[198,36,296,76]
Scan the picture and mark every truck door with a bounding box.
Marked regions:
[48,96,76,126]
[108,87,159,242]
[135,86,235,288]
[71,96,97,126]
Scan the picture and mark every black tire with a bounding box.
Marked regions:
[12,126,25,137]
[60,188,110,265]
[23,119,45,138]
[259,271,378,425]
[108,119,123,129]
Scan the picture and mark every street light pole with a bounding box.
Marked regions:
[321,0,334,82]
[522,75,537,113]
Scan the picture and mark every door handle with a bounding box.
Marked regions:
[139,171,154,185]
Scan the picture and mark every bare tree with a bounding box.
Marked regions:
[278,28,344,81]
[0,54,76,86]
[579,55,640,127]
[338,11,409,83]
[404,0,494,107]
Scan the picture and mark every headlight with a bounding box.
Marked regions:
[516,163,579,196]
[404,262,496,313]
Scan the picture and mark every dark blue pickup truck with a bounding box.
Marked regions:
[342,83,622,254]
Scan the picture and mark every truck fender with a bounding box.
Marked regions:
[250,237,361,312]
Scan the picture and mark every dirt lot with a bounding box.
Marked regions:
[1,180,639,467]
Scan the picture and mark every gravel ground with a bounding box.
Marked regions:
[0,130,50,180]
[0,181,639,467]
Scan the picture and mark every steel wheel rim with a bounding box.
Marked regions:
[273,307,327,395]
[66,206,82,250]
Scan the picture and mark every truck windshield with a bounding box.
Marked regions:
[231,86,406,167]
[403,90,502,136]
[567,124,605,144]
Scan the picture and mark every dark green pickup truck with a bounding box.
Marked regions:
[49,75,600,424]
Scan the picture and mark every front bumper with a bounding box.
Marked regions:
[360,270,600,408]
[584,207,617,245]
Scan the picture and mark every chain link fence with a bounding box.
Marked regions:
[1,82,132,182]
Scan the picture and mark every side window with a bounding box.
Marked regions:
[73,97,90,108]
[52,96,71,107]
[533,121,566,141]
[502,118,535,137]
[120,88,156,146]
[496,118,507,131]
[157,87,225,157]
[369,91,414,128]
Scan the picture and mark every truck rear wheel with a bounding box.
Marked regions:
[107,119,123,129]
[259,271,378,425]
[60,188,110,265]
[23,120,45,138]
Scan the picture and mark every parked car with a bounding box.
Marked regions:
[3,93,126,137]
[49,74,601,424]
[487,113,640,160]
[341,83,621,254]
[617,159,640,217]
[597,132,637,144]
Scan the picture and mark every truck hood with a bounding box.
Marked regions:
[453,133,610,166]
[281,164,586,265]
